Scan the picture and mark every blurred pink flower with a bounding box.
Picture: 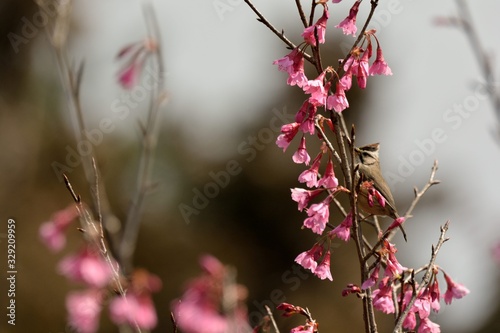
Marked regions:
[58,247,112,288]
[110,268,161,330]
[172,255,249,333]
[492,241,500,264]
[109,294,157,330]
[116,38,157,89]
[66,290,102,333]
[39,204,78,252]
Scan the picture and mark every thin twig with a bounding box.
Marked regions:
[314,115,342,165]
[455,0,500,124]
[294,0,308,28]
[119,2,167,273]
[40,0,122,255]
[392,222,450,333]
[265,305,280,333]
[331,112,352,190]
[242,0,314,64]
[383,160,440,242]
[404,155,441,218]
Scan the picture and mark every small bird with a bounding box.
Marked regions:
[354,143,407,241]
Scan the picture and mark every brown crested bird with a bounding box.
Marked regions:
[354,143,407,241]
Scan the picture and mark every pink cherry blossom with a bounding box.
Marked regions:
[327,83,349,113]
[343,53,359,74]
[387,217,405,233]
[335,0,360,36]
[276,122,300,151]
[361,264,380,290]
[356,49,370,89]
[314,250,333,281]
[273,48,308,88]
[385,251,406,278]
[297,101,317,135]
[429,278,441,312]
[39,204,78,252]
[291,188,323,211]
[443,273,470,305]
[338,72,352,91]
[58,247,112,288]
[277,303,306,317]
[317,157,338,189]
[372,277,395,314]
[303,198,331,234]
[295,100,310,123]
[418,317,441,333]
[403,311,417,330]
[342,284,361,297]
[298,152,323,187]
[292,136,311,165]
[414,291,432,319]
[370,46,393,76]
[301,6,329,46]
[303,72,328,107]
[381,240,406,278]
[66,290,102,333]
[295,244,324,272]
[329,211,353,242]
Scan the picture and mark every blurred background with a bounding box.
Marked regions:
[0,0,499,332]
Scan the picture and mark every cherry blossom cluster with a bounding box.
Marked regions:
[347,262,470,332]
[273,0,392,283]
[39,204,161,333]
[263,0,470,332]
